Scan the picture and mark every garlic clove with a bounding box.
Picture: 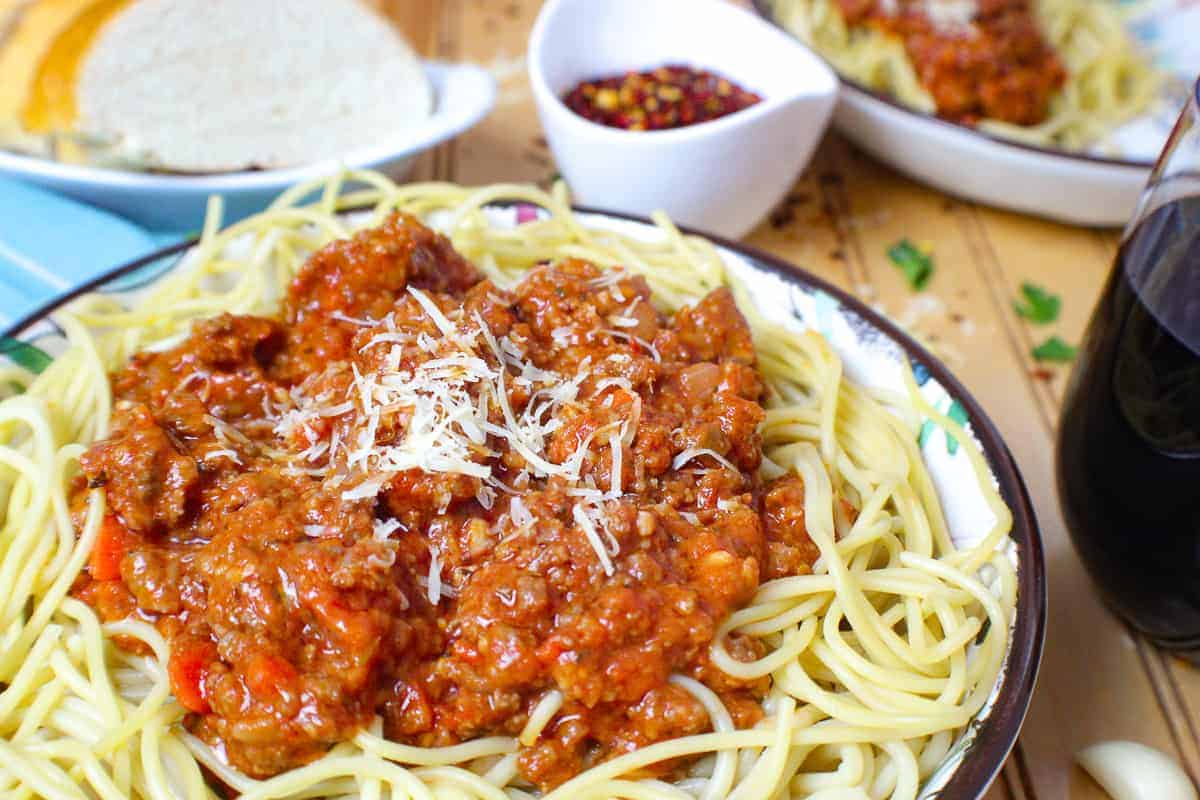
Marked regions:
[1077,740,1197,800]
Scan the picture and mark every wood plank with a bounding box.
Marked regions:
[969,203,1195,791]
[746,137,1017,392]
[940,200,1172,800]
[742,137,867,293]
[965,205,1115,412]
[1001,753,1036,800]
[372,0,439,51]
[373,0,448,180]
[448,0,551,186]
[1144,647,1200,785]
[987,769,1015,800]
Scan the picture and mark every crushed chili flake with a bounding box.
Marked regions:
[1031,367,1056,382]
[562,65,762,131]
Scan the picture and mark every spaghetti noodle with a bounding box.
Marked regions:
[0,170,1018,799]
[766,0,1161,151]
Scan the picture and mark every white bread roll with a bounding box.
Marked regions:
[75,0,433,172]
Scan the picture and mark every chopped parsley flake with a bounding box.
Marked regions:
[1013,282,1061,324]
[1032,336,1077,362]
[0,338,52,375]
[887,239,934,290]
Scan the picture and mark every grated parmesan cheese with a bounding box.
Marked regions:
[608,429,623,498]
[602,329,660,362]
[427,548,443,604]
[672,447,738,473]
[267,274,689,584]
[573,504,615,576]
[373,518,405,540]
[476,485,497,510]
[203,449,243,465]
[509,496,533,529]
[594,377,633,394]
[330,310,376,327]
[921,0,978,30]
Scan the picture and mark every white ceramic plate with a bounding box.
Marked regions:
[754,0,1200,226]
[1,204,1046,799]
[0,62,496,231]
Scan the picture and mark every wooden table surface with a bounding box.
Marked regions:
[388,2,1199,798]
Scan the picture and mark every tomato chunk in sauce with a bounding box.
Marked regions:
[73,213,822,788]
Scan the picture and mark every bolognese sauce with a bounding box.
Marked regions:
[72,214,822,788]
[838,0,1066,126]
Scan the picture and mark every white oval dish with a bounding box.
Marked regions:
[528,0,838,239]
[834,83,1154,227]
[0,62,496,231]
[753,0,1200,226]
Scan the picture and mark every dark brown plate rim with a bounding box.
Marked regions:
[749,0,1161,170]
[1,205,1047,800]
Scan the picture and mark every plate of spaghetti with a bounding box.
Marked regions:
[754,0,1198,225]
[0,170,1044,799]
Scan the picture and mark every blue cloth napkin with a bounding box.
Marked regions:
[0,178,171,328]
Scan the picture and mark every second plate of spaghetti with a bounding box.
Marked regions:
[0,170,1044,799]
[754,0,1197,225]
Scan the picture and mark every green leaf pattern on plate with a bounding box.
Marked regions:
[0,337,53,376]
[918,398,970,455]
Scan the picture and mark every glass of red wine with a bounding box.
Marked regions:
[1058,78,1200,661]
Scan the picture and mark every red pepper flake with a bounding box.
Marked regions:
[563,65,762,131]
[1030,367,1056,382]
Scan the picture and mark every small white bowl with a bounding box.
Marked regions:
[528,0,837,239]
[0,62,495,231]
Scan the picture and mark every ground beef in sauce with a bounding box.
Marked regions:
[838,0,1067,126]
[72,213,823,789]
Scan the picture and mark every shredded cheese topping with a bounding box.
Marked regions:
[270,285,650,582]
[921,0,979,31]
[572,504,615,576]
[672,447,738,473]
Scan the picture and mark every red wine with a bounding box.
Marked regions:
[1057,195,1200,656]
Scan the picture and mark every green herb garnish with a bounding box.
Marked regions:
[887,239,934,290]
[1013,282,1061,324]
[0,338,52,375]
[1032,336,1077,362]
